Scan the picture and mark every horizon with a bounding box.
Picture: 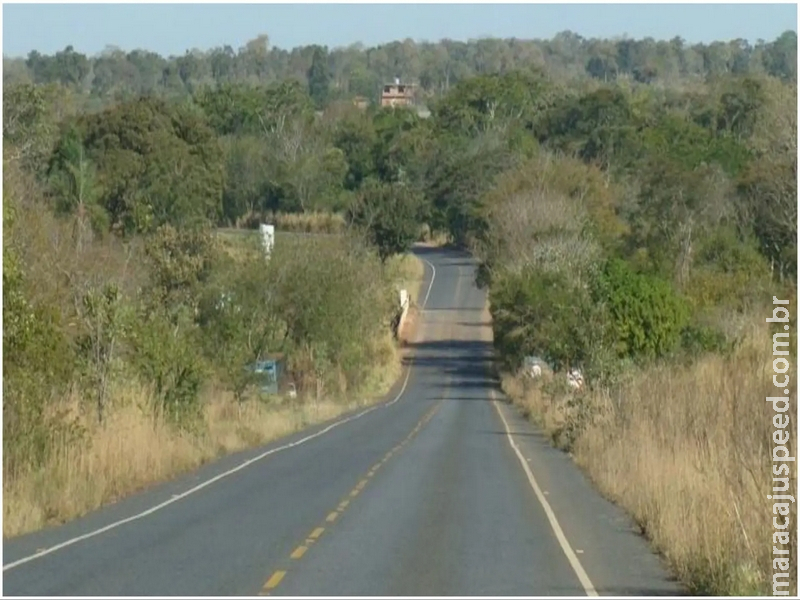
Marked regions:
[3,3,797,59]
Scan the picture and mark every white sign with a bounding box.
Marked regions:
[260,224,275,259]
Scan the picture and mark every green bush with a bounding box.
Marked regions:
[680,323,731,357]
[490,267,603,372]
[269,233,394,393]
[130,307,206,428]
[591,258,689,361]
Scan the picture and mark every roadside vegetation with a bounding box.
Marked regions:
[3,30,797,595]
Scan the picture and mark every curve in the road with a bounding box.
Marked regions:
[3,256,437,573]
[3,246,682,597]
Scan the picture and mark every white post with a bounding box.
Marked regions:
[396,289,410,338]
[260,224,275,260]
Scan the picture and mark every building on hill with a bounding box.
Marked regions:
[380,77,417,108]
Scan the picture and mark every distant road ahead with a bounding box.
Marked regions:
[3,245,682,596]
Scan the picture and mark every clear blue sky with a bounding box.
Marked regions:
[3,3,797,58]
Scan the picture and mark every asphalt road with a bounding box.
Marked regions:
[3,245,683,596]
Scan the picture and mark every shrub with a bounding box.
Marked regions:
[591,258,689,361]
[490,267,603,372]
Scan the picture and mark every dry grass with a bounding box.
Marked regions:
[501,314,797,596]
[385,250,426,309]
[417,224,451,246]
[3,382,383,538]
[233,211,347,234]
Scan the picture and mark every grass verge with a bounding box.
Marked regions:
[500,314,797,596]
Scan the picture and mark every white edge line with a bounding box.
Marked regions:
[491,390,598,597]
[4,251,439,571]
[419,255,436,311]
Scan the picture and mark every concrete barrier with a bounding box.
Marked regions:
[395,289,411,339]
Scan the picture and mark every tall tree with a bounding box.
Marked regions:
[307,46,331,109]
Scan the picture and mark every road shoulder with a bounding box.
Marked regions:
[491,395,685,596]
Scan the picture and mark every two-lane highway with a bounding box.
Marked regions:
[3,245,682,596]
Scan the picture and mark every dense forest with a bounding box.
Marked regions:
[3,29,798,595]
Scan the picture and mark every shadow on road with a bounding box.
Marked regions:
[403,339,499,399]
[412,245,474,259]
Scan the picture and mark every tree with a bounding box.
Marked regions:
[334,111,378,190]
[46,125,107,250]
[219,134,270,224]
[3,82,59,173]
[307,46,330,110]
[425,129,516,245]
[64,96,224,234]
[430,70,552,137]
[348,180,425,263]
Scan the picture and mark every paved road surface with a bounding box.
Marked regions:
[3,245,682,596]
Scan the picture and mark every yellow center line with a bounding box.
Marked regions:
[258,394,446,594]
[262,570,285,591]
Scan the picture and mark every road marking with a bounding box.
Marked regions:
[3,252,440,572]
[261,399,443,594]
[491,391,598,596]
[263,571,285,590]
[419,256,437,311]
[325,511,338,523]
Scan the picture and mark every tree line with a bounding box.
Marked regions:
[4,30,796,110]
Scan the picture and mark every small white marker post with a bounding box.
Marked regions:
[260,224,275,260]
[396,289,410,336]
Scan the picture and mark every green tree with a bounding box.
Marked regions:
[65,96,224,234]
[3,82,60,174]
[307,46,330,110]
[333,113,376,190]
[46,125,108,248]
[348,180,425,263]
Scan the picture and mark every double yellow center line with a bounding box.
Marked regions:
[259,399,443,595]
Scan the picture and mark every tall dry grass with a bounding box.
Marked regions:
[232,211,447,243]
[385,250,426,308]
[502,314,797,596]
[234,210,347,234]
[3,381,388,538]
